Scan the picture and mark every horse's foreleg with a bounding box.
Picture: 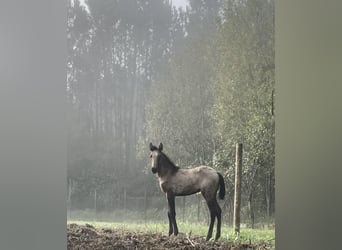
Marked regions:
[167,211,173,236]
[167,193,178,236]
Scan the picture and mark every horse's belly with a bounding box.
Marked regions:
[176,187,200,196]
[159,180,199,195]
[173,181,200,195]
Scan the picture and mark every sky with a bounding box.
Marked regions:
[76,0,190,13]
[172,0,189,10]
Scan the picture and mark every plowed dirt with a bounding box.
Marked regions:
[67,223,272,249]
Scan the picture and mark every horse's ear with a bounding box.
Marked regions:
[158,142,163,151]
[149,142,154,151]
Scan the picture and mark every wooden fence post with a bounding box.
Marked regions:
[144,187,147,220]
[67,178,71,220]
[233,143,243,237]
[182,196,186,221]
[197,194,200,222]
[94,188,97,219]
[124,189,127,211]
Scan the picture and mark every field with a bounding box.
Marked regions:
[67,220,275,249]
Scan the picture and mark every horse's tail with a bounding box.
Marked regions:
[217,172,225,200]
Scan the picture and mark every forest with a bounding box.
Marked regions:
[67,0,275,227]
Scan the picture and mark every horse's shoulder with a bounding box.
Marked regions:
[159,177,171,192]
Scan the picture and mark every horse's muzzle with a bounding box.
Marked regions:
[151,167,157,174]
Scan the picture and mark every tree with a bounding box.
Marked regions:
[212,0,275,223]
[67,0,275,225]
[67,0,189,209]
[140,0,224,168]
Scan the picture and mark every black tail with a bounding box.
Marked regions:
[217,172,225,200]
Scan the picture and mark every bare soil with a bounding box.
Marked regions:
[67,223,272,250]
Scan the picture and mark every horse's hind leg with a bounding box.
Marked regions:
[205,199,216,241]
[214,200,222,240]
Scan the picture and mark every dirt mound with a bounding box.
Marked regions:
[67,224,272,250]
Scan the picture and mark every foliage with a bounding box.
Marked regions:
[140,0,223,167]
[211,0,275,218]
[67,0,188,205]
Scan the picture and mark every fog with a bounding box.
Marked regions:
[67,0,275,227]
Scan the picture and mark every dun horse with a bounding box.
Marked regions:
[149,142,225,241]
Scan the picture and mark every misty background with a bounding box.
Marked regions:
[67,0,274,227]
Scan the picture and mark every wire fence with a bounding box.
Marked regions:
[67,189,273,228]
[67,190,231,225]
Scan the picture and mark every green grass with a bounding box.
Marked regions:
[67,219,275,245]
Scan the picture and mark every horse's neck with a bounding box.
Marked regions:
[157,166,171,178]
[158,160,175,178]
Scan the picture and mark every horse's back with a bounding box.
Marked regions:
[182,165,219,190]
[194,165,219,185]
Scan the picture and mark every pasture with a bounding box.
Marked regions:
[67,220,275,249]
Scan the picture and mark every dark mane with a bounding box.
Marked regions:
[160,152,179,173]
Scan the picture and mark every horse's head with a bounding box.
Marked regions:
[149,142,163,174]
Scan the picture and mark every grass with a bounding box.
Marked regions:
[67,219,275,245]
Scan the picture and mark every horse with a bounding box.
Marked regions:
[149,142,225,241]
